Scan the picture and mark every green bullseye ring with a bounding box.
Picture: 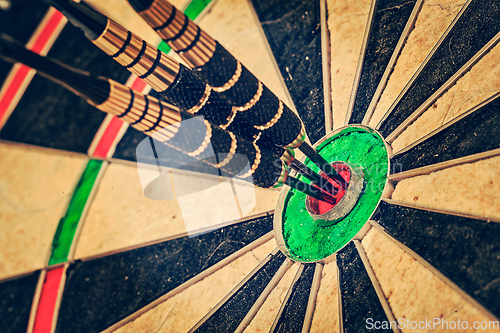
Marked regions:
[274,125,392,262]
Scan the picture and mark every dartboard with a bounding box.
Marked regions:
[1,0,500,332]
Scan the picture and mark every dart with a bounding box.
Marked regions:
[0,32,339,204]
[127,0,348,188]
[46,0,348,189]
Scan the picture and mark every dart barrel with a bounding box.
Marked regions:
[98,80,288,188]
[133,0,217,69]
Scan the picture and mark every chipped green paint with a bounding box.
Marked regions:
[282,127,389,262]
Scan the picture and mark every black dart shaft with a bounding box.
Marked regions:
[285,176,337,205]
[283,152,338,195]
[298,142,348,188]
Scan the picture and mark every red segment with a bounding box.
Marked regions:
[33,267,65,333]
[130,77,148,92]
[92,116,126,158]
[28,10,65,54]
[308,163,351,215]
[0,65,31,124]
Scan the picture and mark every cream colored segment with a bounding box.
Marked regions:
[74,162,186,259]
[196,0,293,109]
[113,239,277,333]
[327,0,372,129]
[242,263,301,332]
[369,0,466,128]
[75,160,281,258]
[242,187,280,218]
[362,228,497,333]
[392,156,500,219]
[391,42,500,152]
[0,144,85,279]
[310,262,340,333]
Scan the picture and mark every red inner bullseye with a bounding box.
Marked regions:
[308,163,351,215]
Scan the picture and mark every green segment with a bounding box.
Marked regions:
[157,0,214,54]
[157,41,171,54]
[282,127,388,262]
[184,0,213,19]
[49,159,104,265]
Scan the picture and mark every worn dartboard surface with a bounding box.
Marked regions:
[1,0,500,332]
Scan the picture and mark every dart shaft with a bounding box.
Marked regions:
[285,176,337,205]
[289,159,338,195]
[298,142,347,189]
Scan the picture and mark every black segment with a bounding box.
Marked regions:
[391,94,500,173]
[378,0,500,137]
[0,0,48,45]
[259,103,303,149]
[252,148,284,188]
[337,242,392,333]
[374,200,500,318]
[194,252,285,332]
[348,0,417,124]
[0,271,40,333]
[55,214,274,333]
[251,0,325,144]
[162,65,206,111]
[190,42,298,146]
[0,23,130,153]
[272,264,315,333]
